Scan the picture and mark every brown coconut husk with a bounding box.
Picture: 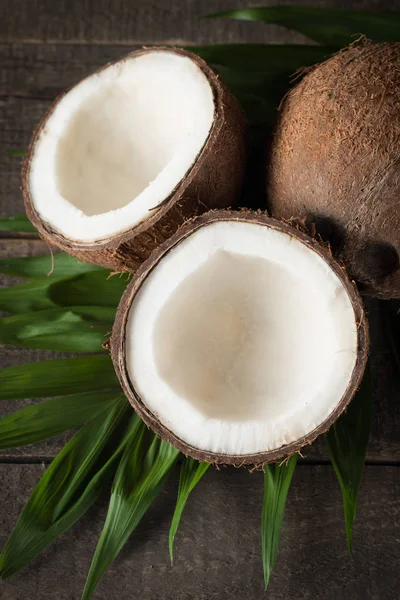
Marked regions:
[267,41,400,299]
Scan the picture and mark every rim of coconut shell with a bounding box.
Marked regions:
[110,209,369,467]
[22,46,242,255]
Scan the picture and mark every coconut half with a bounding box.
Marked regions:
[23,48,246,271]
[111,210,368,465]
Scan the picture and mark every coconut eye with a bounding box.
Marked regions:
[359,241,399,279]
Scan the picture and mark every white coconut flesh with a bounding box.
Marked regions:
[126,220,359,456]
[28,51,215,242]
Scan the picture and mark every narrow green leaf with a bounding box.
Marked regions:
[0,397,135,578]
[0,278,61,313]
[5,150,26,157]
[81,431,179,600]
[0,355,119,400]
[0,253,102,278]
[207,7,400,46]
[0,270,128,314]
[262,455,297,589]
[191,44,335,129]
[0,306,114,352]
[0,214,36,233]
[192,43,333,73]
[325,367,372,557]
[49,271,129,308]
[0,390,122,450]
[169,458,209,563]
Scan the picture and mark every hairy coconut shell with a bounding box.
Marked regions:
[23,47,247,273]
[110,210,368,467]
[267,42,400,298]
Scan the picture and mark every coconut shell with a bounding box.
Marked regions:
[23,47,247,273]
[110,210,368,467]
[267,42,400,298]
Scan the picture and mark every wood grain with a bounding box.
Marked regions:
[0,0,395,45]
[0,0,313,46]
[0,464,399,599]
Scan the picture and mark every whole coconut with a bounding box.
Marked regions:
[267,42,400,298]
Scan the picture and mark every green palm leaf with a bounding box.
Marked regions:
[0,355,119,400]
[207,7,400,46]
[81,429,179,600]
[193,43,333,73]
[192,44,334,129]
[0,253,102,278]
[0,390,122,450]
[49,271,129,308]
[0,397,134,578]
[325,367,372,557]
[262,455,297,589]
[0,214,36,233]
[0,271,128,314]
[169,457,210,563]
[0,278,59,313]
[0,306,114,352]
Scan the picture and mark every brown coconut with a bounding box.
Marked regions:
[23,47,247,273]
[267,41,400,298]
[110,210,368,466]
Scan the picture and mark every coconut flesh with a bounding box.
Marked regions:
[29,51,213,241]
[23,48,246,271]
[112,212,367,464]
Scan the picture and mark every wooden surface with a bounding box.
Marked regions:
[0,1,399,598]
[1,466,399,600]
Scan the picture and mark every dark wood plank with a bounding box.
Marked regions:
[0,43,137,99]
[0,97,49,217]
[0,464,398,599]
[0,0,314,45]
[0,0,395,45]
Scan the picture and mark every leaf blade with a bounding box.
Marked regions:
[191,44,335,129]
[0,397,134,578]
[168,458,209,563]
[81,432,180,600]
[262,455,297,589]
[0,355,119,400]
[0,390,122,450]
[206,7,400,46]
[0,271,129,314]
[325,367,372,556]
[0,306,115,352]
[0,214,36,233]
[192,43,334,73]
[0,253,102,278]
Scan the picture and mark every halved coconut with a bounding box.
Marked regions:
[23,48,246,272]
[111,210,368,465]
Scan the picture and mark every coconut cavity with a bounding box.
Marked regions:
[112,212,368,465]
[23,48,247,271]
[29,51,214,242]
[267,41,400,298]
